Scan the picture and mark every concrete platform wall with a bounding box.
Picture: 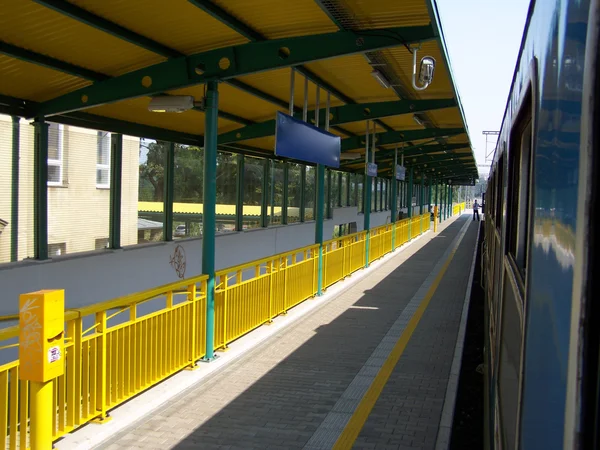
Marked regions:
[0,206,417,315]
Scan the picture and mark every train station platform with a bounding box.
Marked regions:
[55,214,479,450]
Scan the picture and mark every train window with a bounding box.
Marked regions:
[496,153,505,227]
[506,107,533,284]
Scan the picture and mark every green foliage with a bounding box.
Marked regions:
[138,140,240,204]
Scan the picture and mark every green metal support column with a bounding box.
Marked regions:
[203,80,219,361]
[282,162,289,225]
[428,177,432,210]
[337,172,343,207]
[445,185,448,220]
[236,154,244,231]
[162,141,174,242]
[407,167,413,239]
[326,169,332,219]
[316,164,325,295]
[441,185,445,220]
[11,116,19,262]
[300,165,306,222]
[261,159,269,227]
[448,185,451,218]
[109,133,123,248]
[364,173,372,266]
[436,182,440,223]
[33,117,49,260]
[391,177,397,251]
[420,175,424,233]
[345,173,351,206]
[419,176,424,215]
[270,160,276,223]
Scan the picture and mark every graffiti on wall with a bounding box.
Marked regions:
[169,245,186,279]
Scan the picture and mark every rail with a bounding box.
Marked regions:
[453,202,466,216]
[1,213,436,448]
[1,275,208,449]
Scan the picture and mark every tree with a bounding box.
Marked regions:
[139,141,239,204]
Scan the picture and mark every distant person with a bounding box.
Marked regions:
[473,200,480,221]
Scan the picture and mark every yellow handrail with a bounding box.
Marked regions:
[1,275,208,448]
[1,213,435,448]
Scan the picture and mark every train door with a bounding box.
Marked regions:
[497,94,534,450]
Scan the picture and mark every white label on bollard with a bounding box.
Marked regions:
[48,346,61,363]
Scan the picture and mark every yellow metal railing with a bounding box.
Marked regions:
[453,202,466,216]
[0,275,208,449]
[322,232,367,289]
[1,213,437,448]
[395,218,410,248]
[214,244,319,349]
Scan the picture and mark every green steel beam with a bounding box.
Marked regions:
[315,164,325,295]
[217,110,254,126]
[326,169,333,219]
[0,40,108,81]
[224,79,361,137]
[109,133,123,248]
[378,155,473,170]
[225,79,289,109]
[313,0,346,29]
[420,176,424,216]
[345,173,351,206]
[310,98,456,126]
[20,0,388,142]
[188,0,263,41]
[0,95,34,117]
[32,0,183,58]
[261,159,269,227]
[11,116,19,262]
[363,174,372,266]
[188,1,368,110]
[163,142,175,241]
[236,154,244,231]
[341,127,464,152]
[282,163,289,224]
[337,171,343,207]
[217,98,456,144]
[38,25,435,116]
[341,142,471,168]
[202,80,219,361]
[300,165,306,222]
[33,118,49,260]
[309,0,396,133]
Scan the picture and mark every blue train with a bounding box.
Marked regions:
[483,0,599,448]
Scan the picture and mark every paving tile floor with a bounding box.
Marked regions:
[98,217,477,450]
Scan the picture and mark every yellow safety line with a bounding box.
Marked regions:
[333,238,461,450]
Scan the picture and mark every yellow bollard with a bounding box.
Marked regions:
[433,206,438,232]
[19,290,65,450]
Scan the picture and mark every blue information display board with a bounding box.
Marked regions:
[275,112,341,168]
[396,165,406,181]
[367,163,378,177]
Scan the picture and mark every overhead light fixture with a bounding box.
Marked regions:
[148,95,200,113]
[413,115,426,127]
[340,152,363,160]
[371,70,391,89]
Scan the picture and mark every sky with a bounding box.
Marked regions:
[436,0,531,179]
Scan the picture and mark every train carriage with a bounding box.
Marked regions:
[482,0,600,448]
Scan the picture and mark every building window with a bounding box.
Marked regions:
[48,123,64,185]
[48,242,66,257]
[97,131,111,188]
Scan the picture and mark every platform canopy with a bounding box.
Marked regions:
[0,0,478,183]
